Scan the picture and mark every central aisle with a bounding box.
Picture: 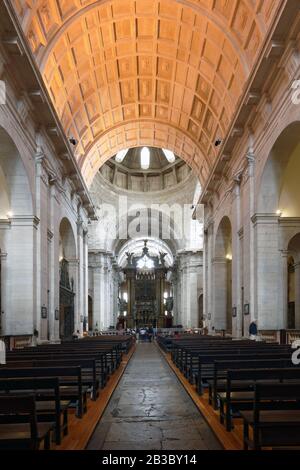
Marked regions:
[87,342,222,450]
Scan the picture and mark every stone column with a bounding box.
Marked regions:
[68,258,79,331]
[177,251,203,328]
[89,251,114,331]
[253,214,282,330]
[212,257,227,330]
[49,184,60,341]
[83,230,89,330]
[205,220,214,331]
[247,152,256,323]
[2,216,39,335]
[232,176,242,337]
[35,156,50,342]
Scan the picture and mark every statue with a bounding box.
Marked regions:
[159,251,167,266]
[166,297,173,312]
[125,251,134,265]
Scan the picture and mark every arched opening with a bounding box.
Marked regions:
[88,295,93,333]
[258,122,300,215]
[287,233,300,329]
[256,122,300,330]
[198,293,203,328]
[287,256,295,329]
[214,217,232,332]
[0,127,33,335]
[59,218,76,340]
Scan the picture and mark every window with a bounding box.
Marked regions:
[140,147,150,170]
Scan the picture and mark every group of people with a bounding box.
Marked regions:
[137,326,155,342]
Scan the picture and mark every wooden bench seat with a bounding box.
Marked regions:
[208,358,292,408]
[0,367,87,418]
[240,384,300,450]
[217,368,300,431]
[0,377,70,444]
[0,395,55,450]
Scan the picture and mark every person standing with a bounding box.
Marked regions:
[148,325,153,342]
[249,320,258,340]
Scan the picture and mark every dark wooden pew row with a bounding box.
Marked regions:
[0,366,87,418]
[185,347,291,381]
[174,342,290,374]
[172,341,287,371]
[217,368,300,431]
[6,351,110,383]
[0,377,69,444]
[0,395,55,450]
[241,383,300,450]
[8,345,120,376]
[194,352,293,393]
[209,358,294,409]
[2,358,99,401]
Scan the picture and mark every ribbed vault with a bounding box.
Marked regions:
[12,0,281,186]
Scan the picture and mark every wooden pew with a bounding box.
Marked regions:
[195,351,292,394]
[218,368,300,431]
[209,358,292,409]
[0,377,69,444]
[0,366,87,418]
[4,358,99,401]
[0,395,55,450]
[241,383,300,450]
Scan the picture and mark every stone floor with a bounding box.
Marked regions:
[87,342,222,450]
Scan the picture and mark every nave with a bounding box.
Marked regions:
[87,342,221,451]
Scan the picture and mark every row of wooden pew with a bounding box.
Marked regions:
[158,334,300,450]
[0,335,133,449]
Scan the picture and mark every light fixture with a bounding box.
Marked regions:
[7,211,13,218]
[162,148,176,163]
[164,292,168,299]
[115,148,129,163]
[226,254,232,261]
[69,136,77,146]
[123,311,127,317]
[165,311,168,316]
[123,292,128,302]
[276,209,282,217]
[140,147,150,170]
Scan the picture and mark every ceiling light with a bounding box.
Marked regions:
[162,148,176,163]
[115,148,129,163]
[141,147,150,170]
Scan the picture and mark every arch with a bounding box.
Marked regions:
[0,126,34,336]
[213,216,232,332]
[287,233,300,329]
[257,121,300,215]
[59,217,77,340]
[12,0,280,186]
[116,237,175,268]
[81,123,208,188]
[88,294,93,332]
[59,217,77,260]
[0,127,33,217]
[198,293,203,328]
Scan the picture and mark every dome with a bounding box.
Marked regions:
[99,147,192,193]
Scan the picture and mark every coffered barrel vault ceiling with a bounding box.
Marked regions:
[12,0,280,187]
